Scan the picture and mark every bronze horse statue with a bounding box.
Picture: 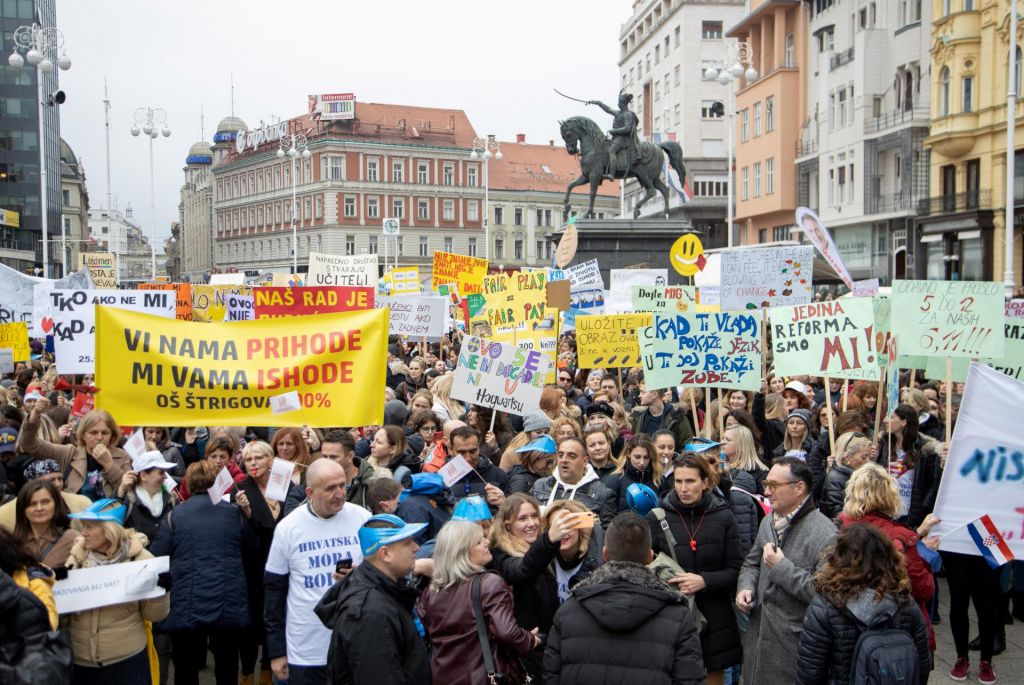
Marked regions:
[559,115,687,219]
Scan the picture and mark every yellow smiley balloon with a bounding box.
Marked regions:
[670,234,705,277]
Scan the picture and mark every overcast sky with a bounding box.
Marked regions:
[56,0,625,247]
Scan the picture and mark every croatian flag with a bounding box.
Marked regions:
[651,132,692,205]
[967,515,1015,568]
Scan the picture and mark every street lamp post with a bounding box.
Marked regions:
[704,43,758,249]
[1006,6,1018,298]
[277,134,311,274]
[130,107,171,280]
[470,136,502,261]
[7,23,71,278]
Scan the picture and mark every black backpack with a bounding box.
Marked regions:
[847,611,920,685]
[0,569,73,685]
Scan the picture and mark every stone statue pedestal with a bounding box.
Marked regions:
[547,217,701,286]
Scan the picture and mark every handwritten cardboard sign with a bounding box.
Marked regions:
[0,322,30,361]
[431,251,488,295]
[576,313,652,368]
[308,252,378,287]
[639,312,761,391]
[720,245,814,311]
[452,335,552,416]
[376,295,447,339]
[891,280,1005,358]
[53,556,169,614]
[770,298,881,380]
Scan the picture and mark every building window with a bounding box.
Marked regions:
[753,103,762,136]
[275,169,281,189]
[773,225,790,241]
[702,100,724,119]
[369,236,378,254]
[741,110,749,141]
[494,206,504,225]
[393,198,404,219]
[674,26,680,46]
[367,159,379,182]
[324,155,345,180]
[674,65,681,86]
[785,34,795,67]
[344,196,357,217]
[702,21,723,39]
[468,237,477,256]
[741,167,750,200]
[940,67,950,115]
[766,158,775,194]
[467,201,479,221]
[443,199,455,221]
[962,76,974,112]
[655,45,660,64]
[443,165,454,186]
[544,209,552,226]
[284,166,290,186]
[345,235,355,255]
[758,228,768,243]
[514,238,524,260]
[1016,47,1023,96]
[467,166,478,187]
[62,189,70,206]
[367,197,380,219]
[766,97,775,132]
[444,236,453,252]
[418,162,429,184]
[417,199,429,220]
[392,161,404,183]
[494,236,504,259]
[753,162,762,197]
[303,198,312,220]
[514,208,523,225]
[838,89,848,127]
[419,236,429,257]
[315,196,323,219]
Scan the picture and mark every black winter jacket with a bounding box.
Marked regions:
[603,460,660,513]
[819,464,853,520]
[808,430,831,500]
[648,490,743,670]
[753,392,785,459]
[488,533,561,634]
[450,455,510,505]
[507,464,543,495]
[314,562,430,685]
[543,561,706,685]
[718,476,759,553]
[795,591,932,685]
[877,435,943,528]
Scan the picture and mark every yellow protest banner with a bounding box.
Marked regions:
[576,313,652,368]
[95,307,387,427]
[472,271,548,331]
[390,266,421,295]
[0,322,30,361]
[78,253,117,288]
[191,285,253,323]
[431,251,488,295]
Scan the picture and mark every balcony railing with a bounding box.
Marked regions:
[867,192,922,214]
[864,107,930,135]
[795,138,819,157]
[917,189,991,217]
[829,47,855,71]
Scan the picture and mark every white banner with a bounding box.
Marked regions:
[0,263,91,333]
[209,272,245,285]
[375,295,448,339]
[308,252,378,287]
[566,259,604,290]
[608,269,667,313]
[451,335,551,416]
[933,363,1024,557]
[50,290,176,374]
[53,556,169,614]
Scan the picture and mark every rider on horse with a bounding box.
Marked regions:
[587,90,640,180]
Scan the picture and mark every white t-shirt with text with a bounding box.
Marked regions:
[265,501,371,665]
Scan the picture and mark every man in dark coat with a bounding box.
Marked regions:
[315,514,431,685]
[447,427,510,509]
[544,512,706,685]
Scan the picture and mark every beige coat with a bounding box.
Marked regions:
[63,532,170,666]
[18,413,130,497]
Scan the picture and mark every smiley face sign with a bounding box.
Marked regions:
[670,234,706,277]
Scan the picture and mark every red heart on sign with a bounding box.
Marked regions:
[41,316,54,334]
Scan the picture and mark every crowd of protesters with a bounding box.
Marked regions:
[0,327,1009,685]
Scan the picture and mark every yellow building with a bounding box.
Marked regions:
[921,0,1023,284]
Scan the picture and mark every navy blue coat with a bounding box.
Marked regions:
[151,494,258,631]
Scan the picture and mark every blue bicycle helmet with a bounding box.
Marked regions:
[625,483,659,517]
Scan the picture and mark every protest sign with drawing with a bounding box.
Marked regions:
[575,313,651,368]
[191,285,253,323]
[770,298,882,381]
[631,285,714,314]
[307,252,378,287]
[795,207,854,289]
[451,335,551,416]
[719,245,814,312]
[891,280,1005,358]
[94,307,388,427]
[49,289,176,375]
[78,253,117,289]
[638,311,761,391]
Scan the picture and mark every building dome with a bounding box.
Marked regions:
[186,141,213,165]
[213,116,247,144]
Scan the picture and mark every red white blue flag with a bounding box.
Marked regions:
[967,514,1015,568]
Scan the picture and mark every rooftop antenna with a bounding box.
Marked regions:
[103,77,112,211]
[230,71,235,118]
[200,103,205,141]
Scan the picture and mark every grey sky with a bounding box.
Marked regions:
[56,0,624,246]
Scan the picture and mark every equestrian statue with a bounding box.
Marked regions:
[558,89,687,219]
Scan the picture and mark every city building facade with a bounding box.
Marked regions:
[729,0,810,248]
[177,137,216,281]
[87,204,153,284]
[0,0,63,274]
[59,138,88,276]
[211,102,485,279]
[920,0,1021,283]
[618,0,747,245]
[794,0,932,285]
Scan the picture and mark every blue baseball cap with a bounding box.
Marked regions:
[358,514,427,557]
[515,434,557,454]
[683,438,721,453]
[453,495,492,522]
[69,498,127,525]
